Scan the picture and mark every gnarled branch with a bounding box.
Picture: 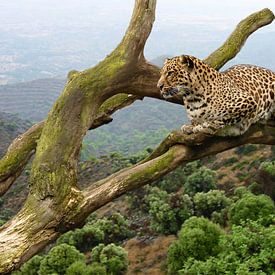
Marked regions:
[0,8,273,197]
[0,1,274,273]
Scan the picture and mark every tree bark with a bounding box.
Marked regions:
[0,7,273,197]
[0,1,274,273]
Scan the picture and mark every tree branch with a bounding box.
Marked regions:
[0,8,273,197]
[0,122,43,196]
[65,121,275,225]
[204,8,275,70]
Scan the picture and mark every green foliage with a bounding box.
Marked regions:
[179,221,275,275]
[57,213,131,252]
[146,187,193,234]
[91,243,128,275]
[14,255,43,275]
[260,160,275,176]
[87,213,132,244]
[193,190,231,222]
[184,167,217,196]
[0,207,14,222]
[66,261,107,275]
[167,217,223,274]
[228,193,275,226]
[57,225,104,252]
[235,144,257,155]
[233,186,250,199]
[39,244,85,275]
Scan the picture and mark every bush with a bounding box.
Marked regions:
[146,187,193,234]
[39,244,85,275]
[89,213,132,243]
[156,161,201,193]
[58,213,131,251]
[260,161,275,176]
[176,221,274,275]
[184,167,217,196]
[66,261,107,275]
[14,255,43,275]
[228,193,275,226]
[235,144,257,155]
[167,217,223,274]
[193,190,231,220]
[57,225,104,252]
[91,243,128,275]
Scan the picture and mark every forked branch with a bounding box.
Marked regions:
[0,8,273,197]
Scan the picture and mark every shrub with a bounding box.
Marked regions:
[233,186,250,199]
[167,217,223,274]
[235,144,257,155]
[157,161,201,193]
[14,255,43,275]
[90,213,132,243]
[57,225,104,252]
[193,190,231,219]
[91,243,128,275]
[259,160,275,177]
[39,244,85,275]
[177,221,274,275]
[146,187,193,234]
[58,213,131,251]
[184,167,217,196]
[228,193,275,226]
[66,261,107,275]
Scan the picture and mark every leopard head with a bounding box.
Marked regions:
[157,55,196,99]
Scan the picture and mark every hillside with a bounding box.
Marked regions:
[0,72,188,157]
[0,78,66,122]
[0,112,32,157]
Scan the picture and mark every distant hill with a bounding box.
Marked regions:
[0,76,187,157]
[0,78,66,122]
[0,112,32,157]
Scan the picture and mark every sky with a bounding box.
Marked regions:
[0,0,274,79]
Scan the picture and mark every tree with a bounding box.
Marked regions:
[39,244,85,275]
[228,192,275,226]
[167,217,224,274]
[0,1,274,273]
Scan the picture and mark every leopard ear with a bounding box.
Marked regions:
[164,58,170,64]
[180,55,194,70]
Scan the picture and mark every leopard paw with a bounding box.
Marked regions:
[180,124,194,134]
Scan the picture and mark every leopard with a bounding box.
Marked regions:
[157,55,275,136]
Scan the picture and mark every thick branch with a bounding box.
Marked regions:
[204,8,275,70]
[66,122,275,224]
[0,8,273,197]
[0,122,43,196]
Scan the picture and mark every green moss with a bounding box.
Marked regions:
[98,94,130,114]
[128,146,177,184]
[0,124,43,180]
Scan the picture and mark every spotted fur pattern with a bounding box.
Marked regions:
[157,55,275,136]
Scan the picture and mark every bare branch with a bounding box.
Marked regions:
[0,7,273,197]
[0,122,43,196]
[204,8,275,70]
[73,122,275,222]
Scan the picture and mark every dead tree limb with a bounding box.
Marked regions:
[0,1,274,273]
[0,8,273,197]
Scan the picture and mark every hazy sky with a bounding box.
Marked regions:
[1,1,274,32]
[0,0,274,75]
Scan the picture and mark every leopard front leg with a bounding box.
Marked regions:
[181,120,225,135]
